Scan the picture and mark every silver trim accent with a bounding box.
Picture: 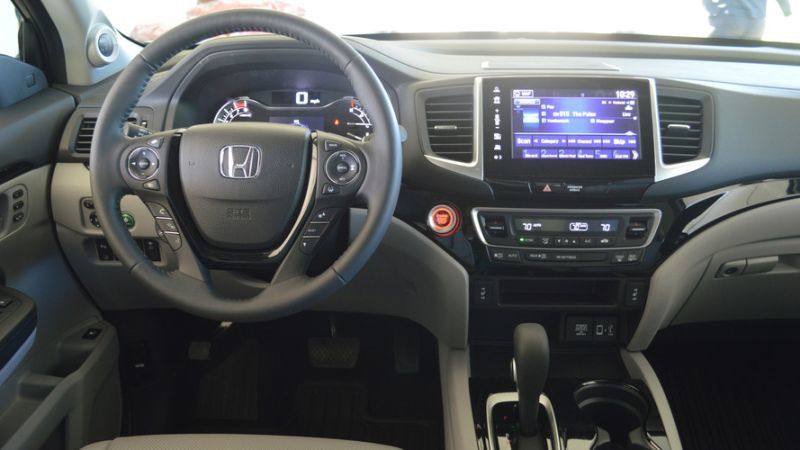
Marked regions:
[486,392,563,450]
[266,141,318,258]
[471,207,663,252]
[420,80,484,180]
[652,82,710,182]
[324,150,361,185]
[126,147,159,181]
[621,350,682,450]
[433,124,459,131]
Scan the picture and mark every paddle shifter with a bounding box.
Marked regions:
[512,323,550,450]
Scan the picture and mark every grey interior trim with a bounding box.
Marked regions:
[319,209,469,349]
[629,197,800,350]
[438,344,478,450]
[485,392,562,450]
[82,434,400,450]
[0,330,35,388]
[42,0,138,85]
[620,350,682,450]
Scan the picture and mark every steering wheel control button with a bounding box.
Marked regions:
[303,222,330,238]
[147,137,164,148]
[324,140,343,152]
[143,179,160,191]
[299,237,319,255]
[121,212,135,229]
[89,212,101,228]
[159,231,182,250]
[156,218,178,233]
[313,208,338,222]
[427,204,460,237]
[322,183,340,195]
[146,203,171,218]
[325,150,360,185]
[127,147,159,180]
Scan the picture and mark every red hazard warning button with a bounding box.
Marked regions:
[427,204,460,237]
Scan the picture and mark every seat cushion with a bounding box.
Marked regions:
[83,434,402,450]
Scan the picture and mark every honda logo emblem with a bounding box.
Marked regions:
[219,145,262,179]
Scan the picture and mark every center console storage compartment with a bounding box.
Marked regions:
[498,278,621,306]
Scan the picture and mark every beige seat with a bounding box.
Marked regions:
[83,434,402,450]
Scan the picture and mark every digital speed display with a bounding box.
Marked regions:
[513,218,620,234]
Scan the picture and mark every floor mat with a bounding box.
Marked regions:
[147,313,444,450]
[288,382,439,450]
[647,323,800,450]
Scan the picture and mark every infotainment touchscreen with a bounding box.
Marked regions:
[482,77,656,181]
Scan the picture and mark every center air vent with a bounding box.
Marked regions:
[74,117,97,153]
[424,94,474,163]
[658,96,703,164]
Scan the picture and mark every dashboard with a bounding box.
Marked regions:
[54,35,800,351]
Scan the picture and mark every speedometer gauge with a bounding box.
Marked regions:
[211,95,373,141]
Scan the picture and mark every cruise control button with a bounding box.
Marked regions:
[147,203,171,218]
[156,218,178,233]
[160,231,182,250]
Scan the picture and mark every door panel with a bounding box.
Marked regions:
[0,60,120,450]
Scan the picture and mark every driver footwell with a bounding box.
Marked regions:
[109,311,444,450]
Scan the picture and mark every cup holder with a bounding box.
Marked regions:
[574,381,652,450]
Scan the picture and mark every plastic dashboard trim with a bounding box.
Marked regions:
[471,207,663,252]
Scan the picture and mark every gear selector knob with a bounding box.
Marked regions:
[512,323,550,448]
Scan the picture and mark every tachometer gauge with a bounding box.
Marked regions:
[214,97,260,123]
[329,98,373,141]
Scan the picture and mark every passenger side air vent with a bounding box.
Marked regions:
[658,96,703,164]
[424,94,474,163]
[74,117,97,153]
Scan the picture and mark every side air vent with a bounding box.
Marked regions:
[74,117,97,153]
[424,94,474,163]
[658,96,703,164]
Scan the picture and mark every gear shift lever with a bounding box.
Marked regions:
[512,323,550,450]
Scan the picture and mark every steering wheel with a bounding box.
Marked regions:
[90,9,402,322]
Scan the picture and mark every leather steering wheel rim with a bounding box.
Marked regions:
[89,9,402,322]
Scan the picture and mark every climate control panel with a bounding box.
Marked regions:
[472,208,662,266]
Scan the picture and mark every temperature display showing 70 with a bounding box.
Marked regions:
[513,218,620,234]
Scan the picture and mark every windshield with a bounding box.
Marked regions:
[95,0,799,45]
